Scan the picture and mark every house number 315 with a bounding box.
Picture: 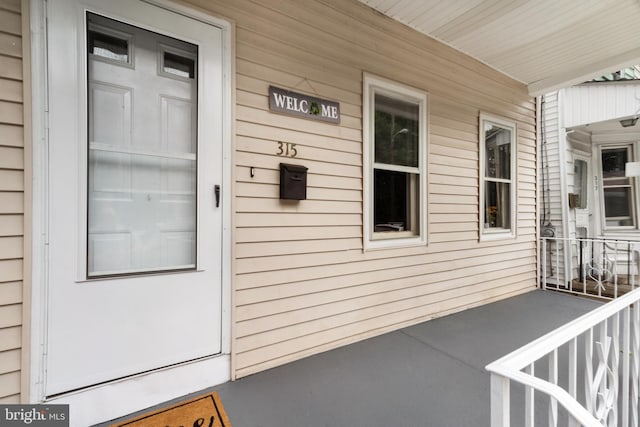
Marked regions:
[276,141,297,158]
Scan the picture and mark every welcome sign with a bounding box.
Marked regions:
[269,86,340,124]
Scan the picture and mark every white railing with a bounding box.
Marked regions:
[486,287,640,426]
[542,237,640,299]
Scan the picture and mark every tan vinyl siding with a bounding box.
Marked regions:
[0,0,23,401]
[183,0,537,378]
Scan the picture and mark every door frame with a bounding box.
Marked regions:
[28,0,233,422]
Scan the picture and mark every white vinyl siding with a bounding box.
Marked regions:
[0,0,23,404]
[214,1,530,377]
[564,83,640,129]
[541,92,564,232]
[198,0,539,379]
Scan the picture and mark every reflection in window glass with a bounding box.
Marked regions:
[374,94,419,168]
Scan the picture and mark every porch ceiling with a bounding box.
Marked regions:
[358,0,640,96]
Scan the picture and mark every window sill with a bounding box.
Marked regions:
[364,234,427,251]
[480,230,515,242]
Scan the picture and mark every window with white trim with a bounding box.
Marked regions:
[480,113,516,240]
[600,145,636,228]
[363,75,427,249]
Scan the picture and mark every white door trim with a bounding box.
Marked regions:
[28,0,233,420]
[47,356,230,426]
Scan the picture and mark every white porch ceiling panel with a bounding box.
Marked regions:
[358,0,640,95]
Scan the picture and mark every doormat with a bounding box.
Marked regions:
[110,392,232,427]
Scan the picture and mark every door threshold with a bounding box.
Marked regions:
[45,354,230,427]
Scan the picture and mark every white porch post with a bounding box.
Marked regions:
[491,373,510,427]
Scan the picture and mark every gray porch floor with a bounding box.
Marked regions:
[100,290,602,427]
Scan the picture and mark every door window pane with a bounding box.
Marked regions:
[87,13,198,277]
[88,29,129,63]
[601,146,635,228]
[574,159,588,209]
[163,51,196,79]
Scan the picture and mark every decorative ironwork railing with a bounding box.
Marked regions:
[486,286,640,426]
[541,237,640,300]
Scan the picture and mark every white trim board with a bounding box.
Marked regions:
[49,355,230,427]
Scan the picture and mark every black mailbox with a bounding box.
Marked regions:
[280,163,308,200]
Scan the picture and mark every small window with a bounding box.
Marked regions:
[574,159,588,209]
[364,74,427,249]
[480,113,516,240]
[88,21,132,64]
[163,52,195,79]
[601,146,635,227]
[159,44,197,80]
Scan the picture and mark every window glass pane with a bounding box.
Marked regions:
[602,148,628,178]
[574,159,588,209]
[603,187,634,226]
[163,51,195,79]
[87,13,198,277]
[374,94,419,167]
[601,146,636,227]
[88,30,129,62]
[484,181,511,229]
[374,169,419,234]
[484,123,511,179]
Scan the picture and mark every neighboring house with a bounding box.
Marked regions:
[541,69,640,285]
[2,0,640,425]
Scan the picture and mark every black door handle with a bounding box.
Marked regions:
[214,185,221,208]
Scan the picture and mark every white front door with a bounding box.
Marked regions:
[46,0,225,396]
